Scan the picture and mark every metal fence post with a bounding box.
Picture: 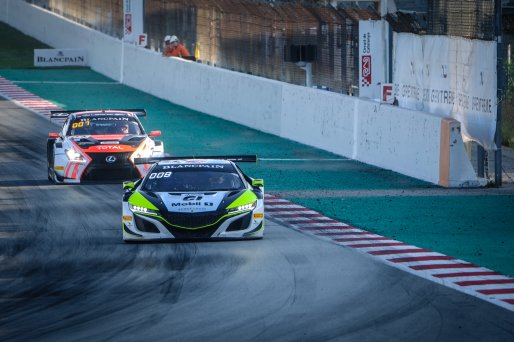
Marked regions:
[495,0,503,187]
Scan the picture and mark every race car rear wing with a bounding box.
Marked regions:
[134,155,258,164]
[50,109,147,119]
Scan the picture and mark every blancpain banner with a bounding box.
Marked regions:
[393,33,497,150]
[34,49,88,67]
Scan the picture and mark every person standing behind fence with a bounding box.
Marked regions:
[162,35,191,58]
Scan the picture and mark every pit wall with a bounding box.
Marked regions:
[1,0,483,187]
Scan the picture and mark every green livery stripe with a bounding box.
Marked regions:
[129,191,159,210]
[226,189,257,209]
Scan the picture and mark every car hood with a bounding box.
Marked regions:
[69,135,147,149]
[134,189,255,214]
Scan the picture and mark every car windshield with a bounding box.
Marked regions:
[69,116,142,135]
[142,167,245,192]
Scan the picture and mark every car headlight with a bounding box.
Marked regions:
[129,203,159,215]
[227,200,257,213]
[65,148,86,163]
[132,142,153,159]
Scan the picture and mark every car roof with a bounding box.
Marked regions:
[156,159,233,166]
[71,110,137,118]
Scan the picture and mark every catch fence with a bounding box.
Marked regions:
[25,0,500,97]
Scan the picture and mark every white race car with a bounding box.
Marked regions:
[47,109,164,183]
[122,156,264,241]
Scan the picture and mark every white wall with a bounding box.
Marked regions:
[122,43,284,136]
[354,101,442,184]
[0,0,484,187]
[281,84,356,157]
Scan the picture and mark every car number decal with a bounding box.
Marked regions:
[71,120,90,128]
[148,171,172,179]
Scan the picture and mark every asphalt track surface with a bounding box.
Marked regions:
[1,95,514,340]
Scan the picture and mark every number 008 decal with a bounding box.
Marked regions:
[148,171,172,179]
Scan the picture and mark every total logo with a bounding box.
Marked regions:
[95,145,123,150]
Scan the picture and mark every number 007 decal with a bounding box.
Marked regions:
[71,120,90,129]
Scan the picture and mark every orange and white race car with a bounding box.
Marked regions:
[47,109,164,184]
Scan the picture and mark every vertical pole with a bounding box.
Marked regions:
[380,0,391,83]
[120,39,124,83]
[305,63,312,87]
[380,0,388,17]
[495,0,503,186]
[477,144,485,177]
[388,20,392,83]
[298,62,313,87]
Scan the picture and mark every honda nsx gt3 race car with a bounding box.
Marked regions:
[122,156,264,241]
[47,109,164,184]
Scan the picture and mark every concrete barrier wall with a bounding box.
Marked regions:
[355,100,442,184]
[122,43,284,136]
[281,84,356,157]
[1,0,484,187]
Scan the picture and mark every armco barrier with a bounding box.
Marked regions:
[0,0,485,187]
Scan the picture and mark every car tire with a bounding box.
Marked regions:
[51,169,59,184]
[47,166,53,181]
[47,160,57,184]
[47,140,55,183]
[47,159,63,185]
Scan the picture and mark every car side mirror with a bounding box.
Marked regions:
[48,132,60,138]
[149,131,161,137]
[123,181,136,191]
[252,179,264,187]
